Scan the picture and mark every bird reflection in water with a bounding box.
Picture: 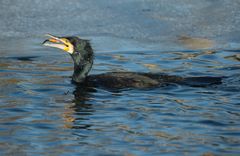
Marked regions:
[62,85,97,129]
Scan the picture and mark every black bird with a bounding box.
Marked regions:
[43,34,222,89]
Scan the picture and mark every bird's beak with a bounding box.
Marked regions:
[42,34,74,54]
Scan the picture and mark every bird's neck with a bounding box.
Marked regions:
[71,52,93,83]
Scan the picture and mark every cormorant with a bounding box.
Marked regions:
[43,34,222,89]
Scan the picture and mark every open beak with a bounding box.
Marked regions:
[42,34,66,48]
[42,34,74,54]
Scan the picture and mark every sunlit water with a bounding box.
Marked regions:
[0,37,239,155]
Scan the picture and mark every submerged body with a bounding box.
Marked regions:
[80,72,221,89]
[43,34,222,89]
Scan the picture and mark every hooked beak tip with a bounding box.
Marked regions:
[42,39,48,45]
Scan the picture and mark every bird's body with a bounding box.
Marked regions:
[82,72,183,89]
[43,34,222,90]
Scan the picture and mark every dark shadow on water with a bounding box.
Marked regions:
[2,56,39,61]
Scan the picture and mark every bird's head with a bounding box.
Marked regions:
[42,34,75,54]
[43,34,93,63]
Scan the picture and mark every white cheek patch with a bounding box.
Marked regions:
[67,44,74,54]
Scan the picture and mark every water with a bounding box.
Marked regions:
[1,1,240,155]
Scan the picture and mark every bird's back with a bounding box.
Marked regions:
[86,72,184,89]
